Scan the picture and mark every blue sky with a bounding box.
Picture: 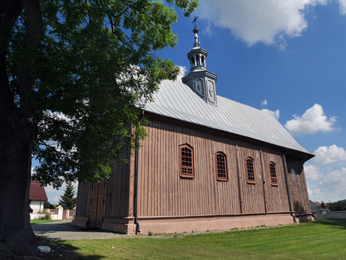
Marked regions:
[35,0,346,204]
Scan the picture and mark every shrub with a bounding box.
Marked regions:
[148,231,154,236]
[40,211,51,220]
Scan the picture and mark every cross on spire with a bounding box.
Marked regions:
[192,16,199,28]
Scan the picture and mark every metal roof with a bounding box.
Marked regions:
[144,79,313,157]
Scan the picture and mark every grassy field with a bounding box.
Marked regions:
[30,219,64,225]
[59,219,346,259]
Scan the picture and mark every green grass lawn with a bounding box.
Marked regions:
[60,219,346,259]
[30,219,64,225]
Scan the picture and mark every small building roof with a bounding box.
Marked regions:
[144,79,314,161]
[29,180,48,201]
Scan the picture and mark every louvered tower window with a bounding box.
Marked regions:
[215,152,228,181]
[246,157,256,184]
[179,144,195,178]
[269,162,278,186]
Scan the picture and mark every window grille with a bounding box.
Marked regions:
[269,162,278,186]
[215,152,228,181]
[179,144,194,178]
[246,157,256,184]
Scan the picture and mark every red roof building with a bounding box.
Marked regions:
[29,180,48,201]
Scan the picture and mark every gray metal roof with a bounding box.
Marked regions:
[144,79,312,156]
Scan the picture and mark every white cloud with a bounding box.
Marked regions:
[339,0,346,14]
[313,145,346,165]
[262,108,280,119]
[198,0,330,47]
[177,66,187,79]
[52,196,60,203]
[285,104,336,136]
[305,164,323,180]
[261,99,268,107]
[317,167,346,200]
[278,35,288,50]
[305,163,346,202]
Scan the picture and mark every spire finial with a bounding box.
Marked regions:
[192,16,200,47]
[192,16,199,28]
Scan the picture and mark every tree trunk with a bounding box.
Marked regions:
[0,109,38,258]
[0,0,42,257]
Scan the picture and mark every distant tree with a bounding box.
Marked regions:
[321,201,326,208]
[328,199,346,211]
[59,182,77,210]
[44,201,56,209]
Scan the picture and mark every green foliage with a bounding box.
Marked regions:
[321,201,326,208]
[59,182,77,210]
[148,231,154,236]
[5,0,198,188]
[327,199,346,211]
[40,212,52,220]
[44,201,57,209]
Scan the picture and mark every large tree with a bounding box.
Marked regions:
[0,0,198,257]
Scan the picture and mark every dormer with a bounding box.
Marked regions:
[182,22,218,106]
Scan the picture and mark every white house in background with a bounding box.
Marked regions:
[29,180,48,214]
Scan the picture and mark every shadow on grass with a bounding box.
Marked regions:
[313,218,346,229]
[37,238,106,260]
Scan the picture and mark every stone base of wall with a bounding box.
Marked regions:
[73,216,89,227]
[138,213,294,235]
[296,214,314,223]
[88,213,294,235]
[101,223,136,234]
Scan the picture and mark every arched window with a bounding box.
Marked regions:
[269,162,278,186]
[291,169,297,186]
[215,152,228,181]
[245,157,256,184]
[179,144,194,178]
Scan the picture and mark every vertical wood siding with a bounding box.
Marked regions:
[286,157,311,215]
[235,140,265,214]
[137,119,294,217]
[76,118,308,221]
[261,147,290,213]
[76,155,132,220]
[103,156,131,217]
[76,182,91,217]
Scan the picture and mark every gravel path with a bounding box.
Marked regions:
[32,221,128,240]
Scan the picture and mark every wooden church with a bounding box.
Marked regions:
[74,24,314,234]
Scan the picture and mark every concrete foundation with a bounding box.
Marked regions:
[75,213,294,235]
[137,213,294,235]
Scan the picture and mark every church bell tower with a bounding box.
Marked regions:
[182,18,218,106]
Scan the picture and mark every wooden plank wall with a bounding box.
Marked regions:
[75,182,91,217]
[137,119,293,217]
[75,154,132,220]
[261,147,290,213]
[286,157,311,215]
[103,157,131,218]
[236,141,265,214]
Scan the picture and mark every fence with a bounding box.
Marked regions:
[30,206,76,220]
[314,210,346,219]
